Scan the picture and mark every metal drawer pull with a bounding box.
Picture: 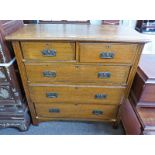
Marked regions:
[99,52,114,59]
[98,72,111,78]
[95,94,107,99]
[49,108,60,113]
[92,110,103,115]
[43,71,56,77]
[46,92,58,98]
[42,49,56,57]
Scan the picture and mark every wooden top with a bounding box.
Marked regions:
[138,54,155,83]
[5,24,149,43]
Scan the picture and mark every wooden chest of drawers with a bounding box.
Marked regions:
[5,24,148,125]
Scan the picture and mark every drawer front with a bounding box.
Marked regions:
[29,86,125,104]
[79,43,137,63]
[35,103,118,120]
[25,63,130,85]
[21,41,76,61]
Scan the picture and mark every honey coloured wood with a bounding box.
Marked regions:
[5,24,149,43]
[35,103,118,121]
[25,63,130,85]
[79,43,138,64]
[29,85,125,105]
[5,24,148,126]
[21,41,76,61]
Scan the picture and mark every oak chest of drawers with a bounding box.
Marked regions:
[5,24,148,125]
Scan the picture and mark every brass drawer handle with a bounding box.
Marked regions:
[98,72,111,78]
[95,94,107,99]
[42,49,56,57]
[92,110,103,115]
[49,108,60,113]
[99,52,114,59]
[46,92,58,98]
[43,71,56,78]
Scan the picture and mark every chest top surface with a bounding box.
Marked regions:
[5,24,149,43]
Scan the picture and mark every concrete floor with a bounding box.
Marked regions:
[0,121,124,135]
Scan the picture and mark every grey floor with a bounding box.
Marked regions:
[0,121,124,135]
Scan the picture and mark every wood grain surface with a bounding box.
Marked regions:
[25,63,130,85]
[29,85,125,104]
[21,41,76,61]
[35,103,118,121]
[79,43,138,64]
[5,24,149,43]
[7,24,147,125]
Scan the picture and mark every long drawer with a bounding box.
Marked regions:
[25,63,130,85]
[21,41,76,61]
[35,103,118,120]
[79,43,137,63]
[29,85,125,104]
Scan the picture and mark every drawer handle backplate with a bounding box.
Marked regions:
[95,94,107,99]
[42,49,56,57]
[99,52,114,59]
[92,110,103,115]
[49,108,60,113]
[46,92,58,98]
[43,71,56,78]
[98,72,111,78]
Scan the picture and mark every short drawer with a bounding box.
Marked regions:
[79,43,137,63]
[35,103,118,120]
[21,41,76,61]
[25,63,130,85]
[29,85,125,104]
